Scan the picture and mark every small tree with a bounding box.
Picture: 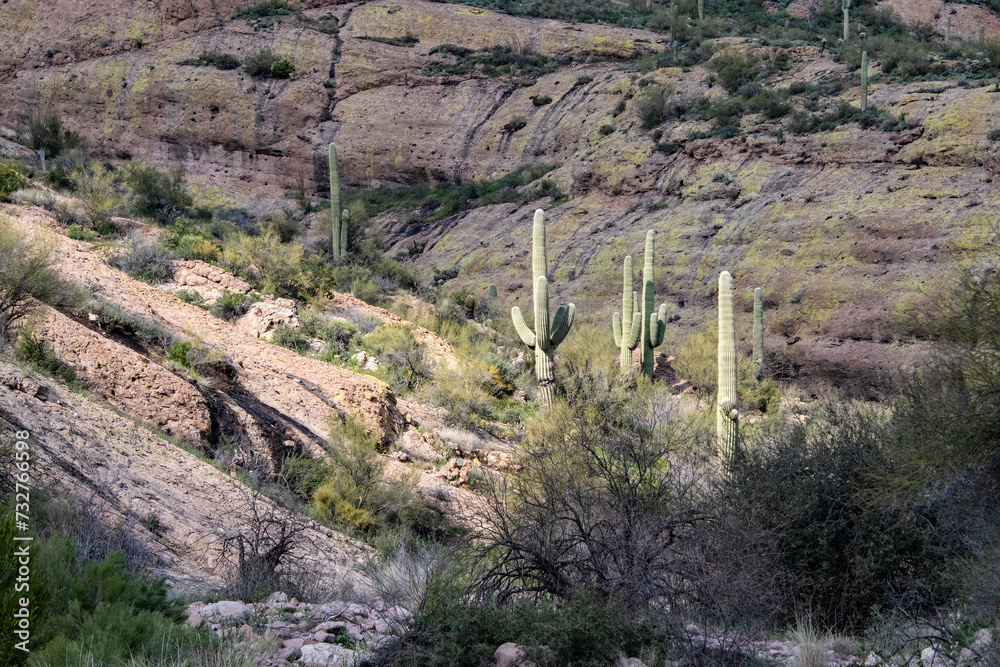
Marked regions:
[72,162,126,229]
[0,217,62,344]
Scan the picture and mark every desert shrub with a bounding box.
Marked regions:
[167,339,193,366]
[72,162,126,230]
[243,49,294,78]
[423,361,495,427]
[209,289,261,321]
[232,1,299,20]
[708,48,762,93]
[312,417,435,535]
[363,325,430,390]
[109,236,175,284]
[225,228,303,295]
[0,160,27,201]
[635,83,672,129]
[17,329,76,383]
[477,393,704,607]
[344,307,383,334]
[503,115,527,133]
[0,217,63,343]
[724,403,968,632]
[298,308,358,352]
[271,325,310,354]
[83,296,178,351]
[174,233,221,261]
[66,224,96,241]
[9,187,56,210]
[120,162,192,222]
[179,50,241,69]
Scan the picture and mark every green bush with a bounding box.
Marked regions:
[635,83,672,129]
[71,162,125,230]
[179,50,241,69]
[120,162,192,222]
[18,330,76,383]
[0,161,26,201]
[271,325,310,354]
[83,296,179,351]
[0,217,63,343]
[167,340,193,366]
[243,49,294,78]
[363,325,430,390]
[707,48,762,93]
[209,289,261,321]
[503,115,527,133]
[0,506,43,665]
[109,237,175,284]
[232,1,300,20]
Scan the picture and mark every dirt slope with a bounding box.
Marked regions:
[0,361,368,594]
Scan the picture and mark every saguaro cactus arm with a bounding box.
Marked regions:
[550,303,576,347]
[511,307,536,348]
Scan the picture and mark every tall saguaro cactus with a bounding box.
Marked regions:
[860,51,869,112]
[512,209,575,409]
[842,0,851,41]
[717,271,738,465]
[946,16,952,45]
[329,143,348,261]
[981,25,986,48]
[612,256,642,374]
[753,287,764,382]
[640,231,668,378]
[698,0,704,20]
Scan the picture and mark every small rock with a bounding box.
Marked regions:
[299,643,355,666]
[186,613,202,628]
[282,637,305,650]
[495,643,526,667]
[973,628,993,651]
[621,659,647,667]
[920,646,940,667]
[276,627,292,640]
[276,646,301,662]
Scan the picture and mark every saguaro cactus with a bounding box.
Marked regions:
[860,50,869,112]
[640,231,668,379]
[981,25,986,48]
[329,143,348,261]
[512,209,575,409]
[698,0,704,21]
[946,16,952,45]
[612,256,642,374]
[753,287,764,381]
[488,283,498,302]
[842,0,851,41]
[717,271,738,464]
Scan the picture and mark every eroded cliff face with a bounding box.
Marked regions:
[3,0,1000,391]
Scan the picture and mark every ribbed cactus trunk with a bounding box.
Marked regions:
[612,256,641,374]
[946,16,951,45]
[753,287,763,382]
[488,283,498,302]
[698,0,704,20]
[717,271,738,466]
[860,51,868,112]
[981,25,986,48]
[640,231,667,379]
[340,209,349,257]
[842,0,851,41]
[329,143,342,261]
[512,210,575,409]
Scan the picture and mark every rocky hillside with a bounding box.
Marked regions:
[4,0,1000,393]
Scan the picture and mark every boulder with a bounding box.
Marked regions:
[200,601,253,621]
[299,643,356,666]
[236,300,300,341]
[495,643,526,667]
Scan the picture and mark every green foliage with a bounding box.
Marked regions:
[175,289,206,307]
[243,49,294,78]
[18,330,76,383]
[708,48,762,93]
[120,162,193,222]
[635,83,672,129]
[82,296,179,351]
[223,228,304,295]
[71,162,125,230]
[350,164,558,223]
[0,217,63,343]
[232,1,300,20]
[209,289,261,322]
[503,115,527,133]
[0,505,42,666]
[364,325,430,391]
[271,325,310,355]
[0,160,26,201]
[178,50,241,69]
[109,237,175,284]
[423,45,558,81]
[167,340,193,366]
[312,417,437,536]
[30,537,213,666]
[384,590,662,667]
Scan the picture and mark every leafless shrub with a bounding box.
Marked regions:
[212,483,314,601]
